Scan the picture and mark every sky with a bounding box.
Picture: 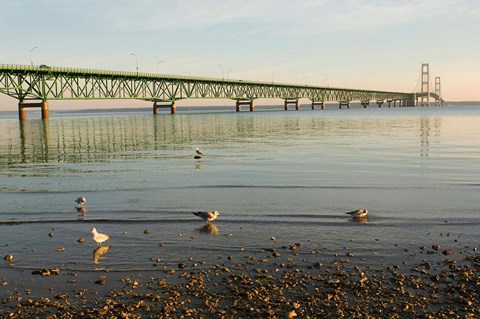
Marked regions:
[1,0,479,110]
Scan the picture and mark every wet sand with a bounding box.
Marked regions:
[2,237,479,318]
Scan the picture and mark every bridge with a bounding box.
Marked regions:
[0,64,444,120]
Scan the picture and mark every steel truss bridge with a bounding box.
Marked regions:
[0,64,434,120]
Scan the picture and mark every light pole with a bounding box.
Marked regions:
[131,53,138,75]
[157,61,164,74]
[30,46,37,66]
[269,71,276,84]
[218,64,224,81]
[227,68,232,80]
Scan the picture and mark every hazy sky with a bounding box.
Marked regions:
[1,0,479,109]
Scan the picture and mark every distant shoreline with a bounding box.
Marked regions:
[447,101,480,105]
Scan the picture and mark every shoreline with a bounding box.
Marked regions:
[2,239,479,318]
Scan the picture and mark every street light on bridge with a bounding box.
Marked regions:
[30,46,37,66]
[157,60,164,74]
[269,71,276,84]
[130,53,138,75]
[218,64,224,81]
[227,69,232,80]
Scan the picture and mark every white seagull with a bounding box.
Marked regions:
[193,211,219,223]
[345,209,368,218]
[196,147,204,156]
[75,196,86,208]
[91,227,110,246]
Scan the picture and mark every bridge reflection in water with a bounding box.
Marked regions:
[0,112,441,167]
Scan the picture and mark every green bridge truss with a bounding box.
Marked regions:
[1,64,414,105]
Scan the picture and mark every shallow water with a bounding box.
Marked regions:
[0,105,479,275]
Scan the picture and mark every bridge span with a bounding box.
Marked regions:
[1,64,426,120]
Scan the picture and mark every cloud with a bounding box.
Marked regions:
[48,0,476,34]
[28,0,478,41]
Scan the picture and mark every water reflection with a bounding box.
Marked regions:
[93,245,111,265]
[0,111,445,166]
[197,223,219,235]
[419,118,441,158]
[76,207,87,218]
[350,216,368,224]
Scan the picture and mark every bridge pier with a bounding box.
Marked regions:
[361,101,369,108]
[311,101,324,110]
[376,100,384,108]
[339,101,349,109]
[284,99,299,111]
[18,103,26,121]
[236,100,255,112]
[18,100,49,120]
[153,101,176,114]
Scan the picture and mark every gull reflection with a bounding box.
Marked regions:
[351,216,368,224]
[197,223,219,235]
[76,206,87,218]
[93,245,111,265]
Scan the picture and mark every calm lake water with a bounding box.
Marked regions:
[0,105,479,275]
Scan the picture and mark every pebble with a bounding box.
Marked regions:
[442,249,453,256]
[2,235,480,319]
[178,263,187,269]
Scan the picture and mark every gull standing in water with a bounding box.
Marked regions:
[345,209,368,218]
[193,211,219,223]
[75,196,86,208]
[91,228,110,246]
[196,147,204,156]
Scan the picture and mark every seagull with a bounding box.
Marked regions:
[345,209,368,218]
[91,228,110,246]
[75,196,86,208]
[196,147,204,156]
[192,211,219,223]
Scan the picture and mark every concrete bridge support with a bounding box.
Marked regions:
[311,101,324,110]
[153,101,176,114]
[377,100,384,108]
[18,100,49,120]
[236,100,255,112]
[361,101,370,108]
[339,101,350,109]
[284,99,299,111]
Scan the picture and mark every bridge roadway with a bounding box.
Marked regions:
[1,64,419,120]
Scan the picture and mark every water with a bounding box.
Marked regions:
[0,105,479,275]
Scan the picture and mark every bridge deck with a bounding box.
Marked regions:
[1,64,413,103]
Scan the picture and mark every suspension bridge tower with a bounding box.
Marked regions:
[435,76,443,106]
[420,63,430,106]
